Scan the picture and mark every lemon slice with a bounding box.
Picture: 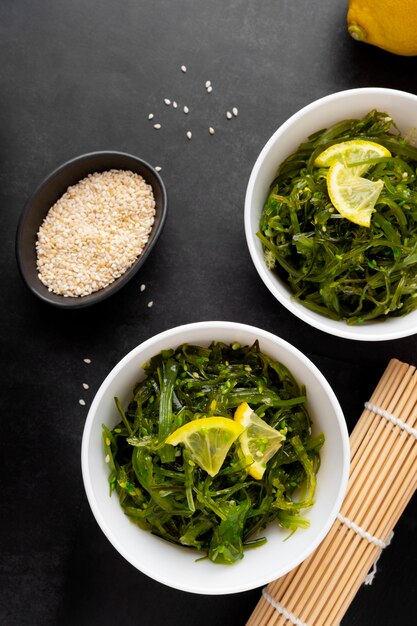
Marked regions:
[327,161,384,228]
[314,139,391,176]
[234,402,285,480]
[165,417,244,477]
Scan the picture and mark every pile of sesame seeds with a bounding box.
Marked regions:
[36,169,156,298]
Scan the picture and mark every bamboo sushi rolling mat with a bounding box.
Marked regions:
[247,358,417,626]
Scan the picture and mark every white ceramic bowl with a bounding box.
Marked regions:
[81,321,349,594]
[245,87,417,341]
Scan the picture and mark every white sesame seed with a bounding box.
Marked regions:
[83,358,92,364]
[209,127,215,135]
[207,85,213,93]
[181,65,187,72]
[82,383,89,390]
[153,123,161,129]
[183,105,189,114]
[155,166,162,172]
[164,98,171,105]
[147,300,154,308]
[148,113,154,120]
[79,399,86,406]
[205,80,211,88]
[172,101,178,108]
[186,131,192,140]
[36,171,156,298]
[140,283,146,292]
[232,107,239,117]
[105,454,110,463]
[226,111,232,119]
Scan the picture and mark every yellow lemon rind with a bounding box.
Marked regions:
[234,402,285,480]
[327,161,384,228]
[165,416,244,446]
[165,416,244,477]
[314,139,391,177]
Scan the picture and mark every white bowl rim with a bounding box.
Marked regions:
[81,320,350,594]
[244,87,417,341]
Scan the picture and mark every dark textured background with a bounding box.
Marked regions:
[1,1,417,624]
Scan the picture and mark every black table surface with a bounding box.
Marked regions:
[2,1,417,625]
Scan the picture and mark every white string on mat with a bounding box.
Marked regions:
[337,513,394,586]
[336,512,391,549]
[262,588,309,626]
[364,401,417,439]
[362,532,394,586]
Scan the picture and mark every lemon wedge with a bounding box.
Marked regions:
[234,402,285,480]
[165,416,244,477]
[327,161,384,228]
[314,139,391,176]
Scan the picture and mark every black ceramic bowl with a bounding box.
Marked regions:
[16,151,167,309]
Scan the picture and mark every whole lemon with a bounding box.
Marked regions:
[347,0,417,56]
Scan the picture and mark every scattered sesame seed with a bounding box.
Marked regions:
[140,283,146,292]
[155,166,162,172]
[181,65,187,72]
[83,358,92,364]
[164,98,171,105]
[147,300,154,308]
[209,127,215,135]
[207,85,213,93]
[183,105,189,114]
[186,131,192,140]
[105,454,110,463]
[148,113,154,120]
[153,123,161,129]
[205,80,211,88]
[226,111,232,119]
[82,383,89,390]
[172,101,178,108]
[79,399,86,406]
[232,107,239,116]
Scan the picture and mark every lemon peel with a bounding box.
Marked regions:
[165,416,244,477]
[327,161,384,228]
[234,402,285,480]
[314,139,391,176]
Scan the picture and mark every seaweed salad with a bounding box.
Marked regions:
[258,110,417,324]
[103,341,323,564]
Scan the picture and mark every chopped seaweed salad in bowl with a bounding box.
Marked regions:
[103,340,324,565]
[259,110,417,325]
[81,322,349,594]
